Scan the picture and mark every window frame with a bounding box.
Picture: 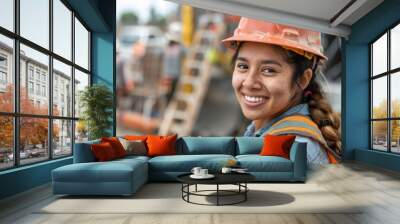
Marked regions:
[370,20,400,154]
[0,0,92,171]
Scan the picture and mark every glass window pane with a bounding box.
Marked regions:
[0,0,14,31]
[0,35,14,112]
[20,44,49,115]
[20,117,49,165]
[391,72,400,118]
[0,116,14,170]
[20,0,49,49]
[372,77,387,119]
[372,33,387,76]
[53,0,72,60]
[391,120,400,153]
[53,119,72,157]
[53,59,72,117]
[74,69,89,118]
[391,24,400,70]
[75,120,88,143]
[372,121,388,151]
[75,18,89,70]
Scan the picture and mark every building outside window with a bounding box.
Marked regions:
[41,73,46,83]
[42,85,46,97]
[0,71,6,85]
[28,66,34,80]
[0,54,7,89]
[28,81,34,94]
[371,23,400,154]
[35,70,40,81]
[0,0,91,170]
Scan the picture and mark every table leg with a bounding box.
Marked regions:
[245,183,247,201]
[195,184,197,192]
[187,184,190,202]
[217,184,219,206]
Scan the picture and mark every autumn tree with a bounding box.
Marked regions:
[0,84,59,151]
[372,99,400,143]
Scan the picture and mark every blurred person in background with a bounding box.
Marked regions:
[161,33,185,103]
[116,39,129,97]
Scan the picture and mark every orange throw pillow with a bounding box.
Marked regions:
[101,137,127,158]
[124,135,147,141]
[260,134,296,159]
[91,142,117,161]
[146,134,177,157]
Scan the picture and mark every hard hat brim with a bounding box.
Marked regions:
[221,36,328,61]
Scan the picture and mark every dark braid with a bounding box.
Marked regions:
[284,50,342,156]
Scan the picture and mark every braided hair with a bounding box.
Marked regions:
[284,50,342,156]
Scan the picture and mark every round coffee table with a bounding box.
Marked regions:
[177,172,255,206]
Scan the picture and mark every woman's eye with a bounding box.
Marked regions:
[261,67,276,75]
[236,63,248,70]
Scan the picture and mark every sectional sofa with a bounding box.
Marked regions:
[52,137,307,196]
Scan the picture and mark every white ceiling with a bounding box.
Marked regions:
[166,0,384,38]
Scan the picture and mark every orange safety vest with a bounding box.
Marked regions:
[265,114,340,164]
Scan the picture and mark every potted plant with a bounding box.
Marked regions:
[79,84,113,140]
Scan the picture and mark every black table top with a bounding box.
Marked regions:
[177,172,255,185]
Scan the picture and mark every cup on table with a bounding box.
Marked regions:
[191,167,202,176]
[199,168,208,176]
[221,167,232,174]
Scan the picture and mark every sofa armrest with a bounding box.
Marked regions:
[73,140,100,163]
[289,142,307,181]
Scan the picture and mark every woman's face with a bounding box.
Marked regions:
[232,42,299,126]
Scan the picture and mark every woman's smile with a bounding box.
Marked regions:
[242,93,268,108]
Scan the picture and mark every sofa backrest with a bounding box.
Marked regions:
[235,137,303,156]
[235,137,263,155]
[73,139,100,163]
[176,137,236,155]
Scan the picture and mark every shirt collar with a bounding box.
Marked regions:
[243,103,310,137]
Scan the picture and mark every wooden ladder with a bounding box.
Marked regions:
[158,19,225,136]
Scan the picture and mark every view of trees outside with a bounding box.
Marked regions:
[0,85,62,168]
[371,25,400,153]
[0,0,88,170]
[372,99,400,152]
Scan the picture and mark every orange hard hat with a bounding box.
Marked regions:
[222,17,327,61]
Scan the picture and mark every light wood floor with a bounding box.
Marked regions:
[1,161,400,224]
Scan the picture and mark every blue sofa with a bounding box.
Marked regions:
[52,137,307,196]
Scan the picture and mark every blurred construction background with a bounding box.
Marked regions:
[116,0,342,137]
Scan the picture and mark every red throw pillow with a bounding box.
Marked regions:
[260,134,296,159]
[91,142,117,161]
[101,137,127,158]
[146,134,177,157]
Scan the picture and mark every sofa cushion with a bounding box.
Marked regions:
[91,142,118,161]
[260,135,296,159]
[124,135,147,141]
[101,137,127,158]
[119,138,147,156]
[147,134,177,157]
[148,154,235,172]
[236,155,293,172]
[235,137,263,155]
[114,155,150,164]
[177,137,235,155]
[52,159,147,183]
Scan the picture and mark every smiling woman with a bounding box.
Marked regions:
[223,18,341,166]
